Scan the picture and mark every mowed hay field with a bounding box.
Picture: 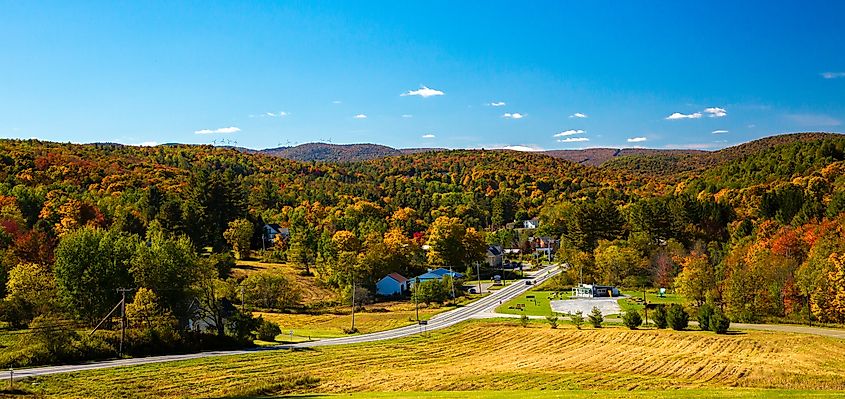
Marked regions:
[21,321,845,398]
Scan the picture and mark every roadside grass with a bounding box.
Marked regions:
[22,319,845,398]
[255,301,462,339]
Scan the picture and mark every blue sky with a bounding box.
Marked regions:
[2,1,844,151]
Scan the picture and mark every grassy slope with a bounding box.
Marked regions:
[233,260,337,304]
[21,320,845,398]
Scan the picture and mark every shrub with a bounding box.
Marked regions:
[652,304,668,329]
[588,306,603,328]
[667,303,689,331]
[256,318,282,341]
[546,315,558,329]
[622,309,642,329]
[570,311,584,329]
[519,314,529,327]
[697,303,716,331]
[709,310,731,334]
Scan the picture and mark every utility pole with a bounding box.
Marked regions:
[475,262,482,295]
[116,288,134,357]
[448,266,456,300]
[240,285,246,312]
[414,277,420,322]
[350,270,356,332]
[8,367,12,391]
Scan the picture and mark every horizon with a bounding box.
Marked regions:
[2,1,844,151]
[8,130,844,153]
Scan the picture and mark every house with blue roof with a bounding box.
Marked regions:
[412,268,464,285]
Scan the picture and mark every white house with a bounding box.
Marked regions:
[263,223,290,245]
[571,284,620,298]
[376,273,410,296]
[523,218,540,229]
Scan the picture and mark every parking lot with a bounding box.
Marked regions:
[550,297,622,316]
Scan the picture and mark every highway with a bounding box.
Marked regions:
[13,264,561,379]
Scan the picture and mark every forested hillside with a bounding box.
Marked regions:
[1,132,845,367]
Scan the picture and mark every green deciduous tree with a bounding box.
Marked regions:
[54,228,136,323]
[223,218,253,259]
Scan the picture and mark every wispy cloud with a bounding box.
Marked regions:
[704,107,727,118]
[487,101,506,107]
[821,72,845,79]
[401,86,444,98]
[194,126,241,134]
[401,114,413,118]
[500,145,545,152]
[785,113,841,127]
[421,134,436,139]
[553,129,585,137]
[712,129,729,134]
[557,137,590,143]
[502,112,525,119]
[666,112,702,120]
[353,114,368,119]
[665,143,715,150]
[627,137,647,143]
[332,100,342,104]
[569,112,588,118]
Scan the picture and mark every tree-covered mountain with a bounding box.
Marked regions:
[2,131,845,361]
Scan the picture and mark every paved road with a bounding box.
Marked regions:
[14,264,561,379]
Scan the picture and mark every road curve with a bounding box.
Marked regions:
[14,264,561,379]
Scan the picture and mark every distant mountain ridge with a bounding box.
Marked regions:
[258,143,444,163]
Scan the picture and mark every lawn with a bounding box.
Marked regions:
[495,290,571,317]
[22,319,845,398]
[618,289,688,312]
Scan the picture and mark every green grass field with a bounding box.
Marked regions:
[19,319,845,398]
[495,290,561,316]
[618,289,688,312]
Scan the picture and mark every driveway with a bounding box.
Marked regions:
[550,297,622,315]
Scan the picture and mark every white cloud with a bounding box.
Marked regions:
[627,137,647,143]
[401,114,413,118]
[821,72,845,79]
[332,100,342,104]
[353,114,368,119]
[421,134,436,139]
[501,145,544,152]
[502,112,525,119]
[569,112,588,118]
[704,107,727,118]
[666,112,703,120]
[194,126,241,134]
[553,129,585,137]
[131,141,159,147]
[488,101,506,107]
[557,137,590,143]
[400,86,444,98]
[712,129,729,134]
